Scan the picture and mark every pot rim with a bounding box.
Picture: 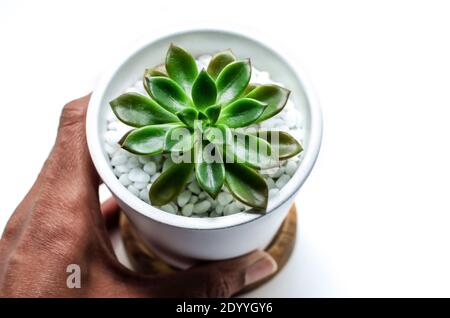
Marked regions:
[86,27,322,230]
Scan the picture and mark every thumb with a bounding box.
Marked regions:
[42,94,99,189]
[147,250,278,298]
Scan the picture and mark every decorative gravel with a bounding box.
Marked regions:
[103,55,305,217]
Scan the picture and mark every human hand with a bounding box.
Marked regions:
[0,95,277,298]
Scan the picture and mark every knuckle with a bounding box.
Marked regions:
[1,217,20,243]
[59,99,87,130]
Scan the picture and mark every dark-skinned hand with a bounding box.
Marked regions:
[0,95,277,298]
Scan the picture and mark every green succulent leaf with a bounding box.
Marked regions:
[246,85,291,122]
[197,111,209,124]
[118,130,132,146]
[150,163,194,206]
[207,49,236,80]
[216,60,251,105]
[145,64,167,77]
[227,132,274,169]
[252,131,303,160]
[165,44,198,94]
[143,65,167,96]
[242,83,259,96]
[191,69,217,110]
[217,98,266,128]
[204,105,221,124]
[176,108,198,128]
[109,93,179,127]
[121,124,176,155]
[145,76,192,114]
[204,124,232,145]
[164,126,194,152]
[224,163,268,210]
[195,141,225,198]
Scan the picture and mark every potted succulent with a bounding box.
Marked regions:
[109,44,303,212]
[87,29,322,266]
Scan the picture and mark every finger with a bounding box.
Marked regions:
[145,250,278,298]
[101,197,120,229]
[43,93,98,184]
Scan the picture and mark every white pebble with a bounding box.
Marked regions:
[181,203,194,217]
[107,121,120,131]
[217,192,233,206]
[119,174,132,186]
[134,182,148,190]
[126,157,140,169]
[138,156,151,164]
[276,174,291,189]
[177,190,192,207]
[113,168,121,177]
[207,197,217,208]
[127,184,140,196]
[128,168,150,183]
[199,192,207,199]
[193,201,211,214]
[265,178,276,189]
[111,154,128,166]
[143,161,157,175]
[268,167,285,178]
[139,189,149,202]
[113,148,129,156]
[104,130,122,145]
[161,204,176,214]
[269,188,280,197]
[189,195,199,204]
[215,205,224,215]
[198,54,211,65]
[285,160,298,176]
[107,110,117,122]
[188,182,201,195]
[115,165,130,174]
[105,143,118,155]
[209,211,222,218]
[235,201,247,210]
[224,203,240,215]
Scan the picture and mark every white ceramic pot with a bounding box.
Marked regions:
[86,29,322,268]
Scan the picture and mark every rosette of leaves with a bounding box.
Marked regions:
[109,44,302,212]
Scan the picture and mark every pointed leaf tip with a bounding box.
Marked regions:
[146,76,192,114]
[225,163,268,210]
[207,49,237,80]
[192,69,217,110]
[216,60,251,105]
[109,93,179,127]
[195,142,225,198]
[150,163,194,206]
[165,44,198,94]
[217,98,266,128]
[246,85,291,122]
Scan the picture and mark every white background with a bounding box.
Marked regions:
[1,0,450,297]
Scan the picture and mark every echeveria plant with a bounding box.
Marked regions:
[110,44,302,212]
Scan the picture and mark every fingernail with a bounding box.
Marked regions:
[244,254,278,286]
